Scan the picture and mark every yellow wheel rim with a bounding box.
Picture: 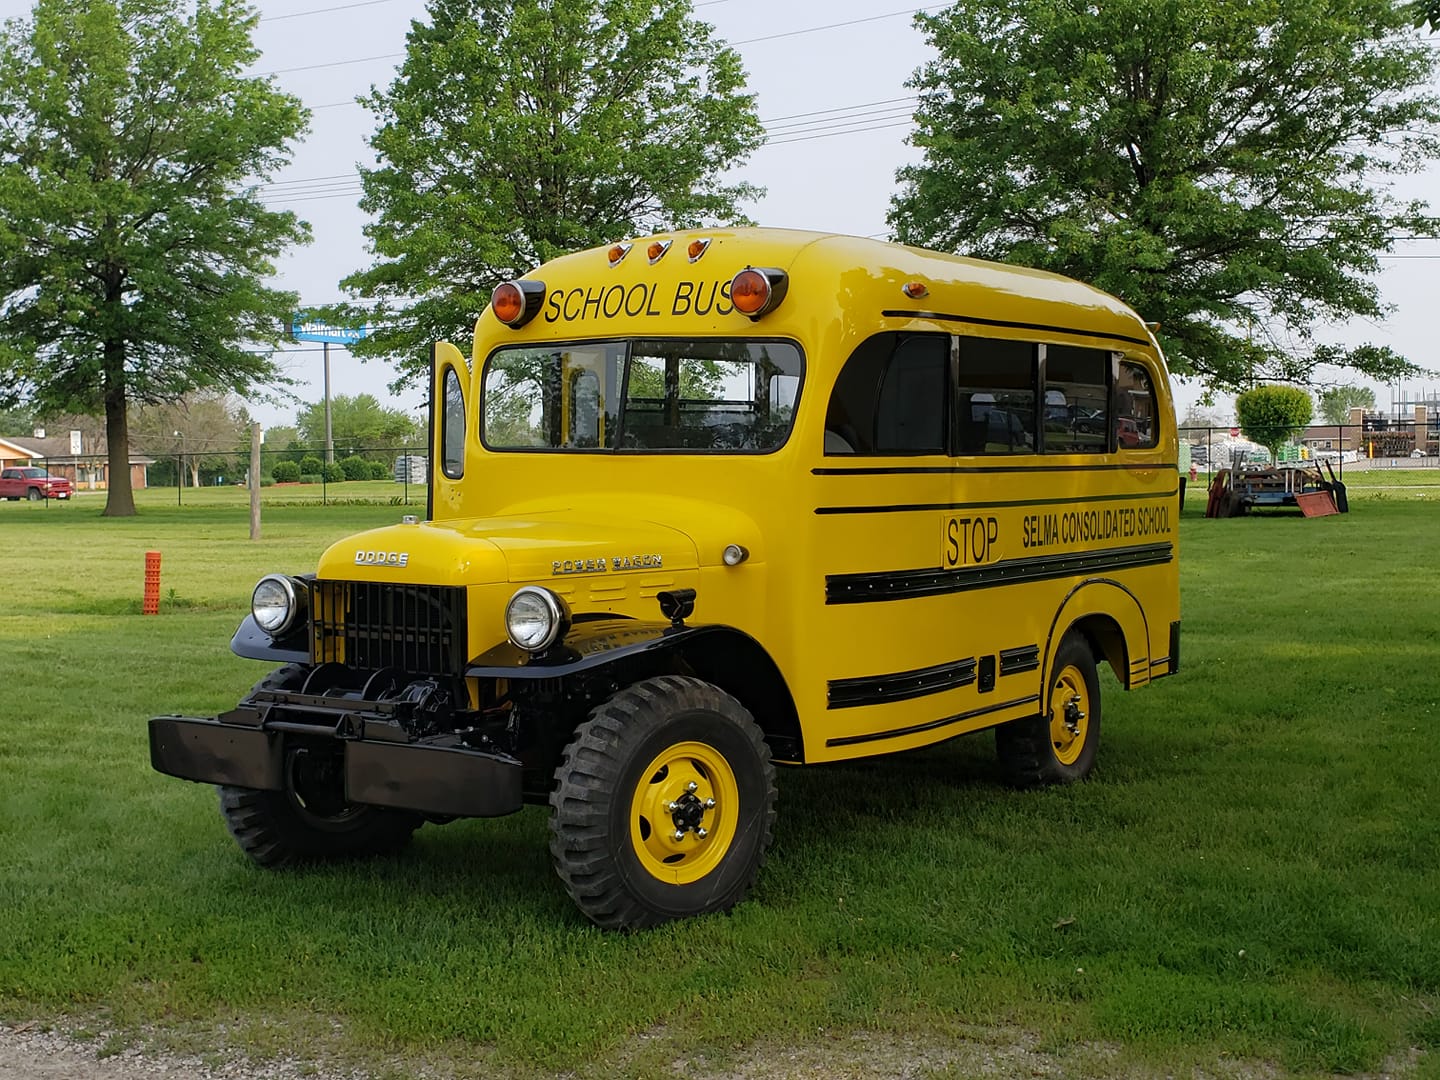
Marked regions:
[1048,663,1090,766]
[629,740,739,885]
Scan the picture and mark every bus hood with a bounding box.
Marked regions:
[317,513,698,586]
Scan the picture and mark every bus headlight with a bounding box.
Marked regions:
[252,574,302,636]
[505,586,571,653]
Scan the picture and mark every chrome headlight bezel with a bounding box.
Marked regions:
[505,586,571,654]
[252,573,302,636]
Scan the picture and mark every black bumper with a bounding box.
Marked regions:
[149,714,523,819]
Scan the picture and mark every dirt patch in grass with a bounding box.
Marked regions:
[7,1020,1425,1080]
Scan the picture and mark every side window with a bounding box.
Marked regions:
[1116,361,1158,449]
[441,367,465,478]
[826,332,948,455]
[955,337,1037,454]
[1044,345,1110,454]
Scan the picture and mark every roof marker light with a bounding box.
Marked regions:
[647,239,671,264]
[607,243,632,267]
[728,267,789,320]
[902,281,929,299]
[687,238,711,262]
[491,279,547,328]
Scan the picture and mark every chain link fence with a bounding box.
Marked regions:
[12,445,432,506]
[1181,420,1437,474]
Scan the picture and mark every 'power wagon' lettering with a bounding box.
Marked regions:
[551,554,664,575]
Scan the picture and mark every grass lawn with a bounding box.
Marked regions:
[1,484,1437,1078]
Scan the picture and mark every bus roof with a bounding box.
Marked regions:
[478,227,1160,369]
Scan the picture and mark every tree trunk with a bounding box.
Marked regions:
[102,341,136,517]
[189,459,201,488]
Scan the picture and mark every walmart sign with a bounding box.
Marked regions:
[291,314,370,345]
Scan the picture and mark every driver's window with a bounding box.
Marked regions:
[442,367,465,478]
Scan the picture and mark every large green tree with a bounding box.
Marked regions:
[130,390,249,487]
[890,0,1440,392]
[0,0,309,516]
[341,0,763,388]
[295,393,420,458]
[1317,384,1377,425]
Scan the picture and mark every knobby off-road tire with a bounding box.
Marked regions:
[996,632,1101,787]
[217,664,420,868]
[549,675,777,930]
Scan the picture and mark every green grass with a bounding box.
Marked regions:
[2,486,1438,1077]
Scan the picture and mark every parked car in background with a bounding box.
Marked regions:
[0,466,73,501]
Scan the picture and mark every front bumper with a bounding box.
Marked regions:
[149,691,523,818]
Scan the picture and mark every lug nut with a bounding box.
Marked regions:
[667,801,679,812]
[704,798,716,809]
[686,781,698,793]
[696,827,708,839]
[673,829,686,841]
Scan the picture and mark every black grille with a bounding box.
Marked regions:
[310,581,467,678]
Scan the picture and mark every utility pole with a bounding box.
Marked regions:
[249,423,261,540]
[323,341,334,465]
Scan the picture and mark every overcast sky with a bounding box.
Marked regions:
[5,0,1437,428]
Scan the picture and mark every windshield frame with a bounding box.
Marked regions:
[478,336,806,456]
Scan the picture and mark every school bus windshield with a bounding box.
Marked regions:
[480,338,803,452]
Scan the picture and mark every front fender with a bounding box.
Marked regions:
[230,614,309,663]
[466,617,723,679]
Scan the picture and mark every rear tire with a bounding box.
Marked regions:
[996,632,1101,786]
[549,675,777,930]
[216,664,420,867]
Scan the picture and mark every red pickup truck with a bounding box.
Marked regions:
[0,466,73,500]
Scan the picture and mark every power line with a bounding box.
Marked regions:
[256,4,941,78]
[254,95,925,206]
[732,5,944,45]
[260,0,399,22]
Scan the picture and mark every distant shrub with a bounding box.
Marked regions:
[271,461,301,483]
[340,455,371,481]
[321,462,345,483]
[367,461,389,480]
[299,455,323,476]
[259,476,275,488]
[299,473,322,485]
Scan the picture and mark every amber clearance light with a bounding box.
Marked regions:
[728,267,788,319]
[491,279,546,328]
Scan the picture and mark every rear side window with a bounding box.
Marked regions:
[956,337,1037,454]
[1116,361,1159,449]
[1044,345,1110,454]
[826,332,949,455]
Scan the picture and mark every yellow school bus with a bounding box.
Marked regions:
[151,229,1180,929]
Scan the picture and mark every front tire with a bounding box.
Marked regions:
[996,632,1101,786]
[26,488,42,501]
[216,664,420,867]
[549,675,777,930]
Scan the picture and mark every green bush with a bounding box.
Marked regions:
[271,460,301,483]
[321,462,345,483]
[259,476,275,488]
[1236,385,1313,461]
[299,455,323,476]
[367,461,389,480]
[299,473,322,485]
[340,455,371,481]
